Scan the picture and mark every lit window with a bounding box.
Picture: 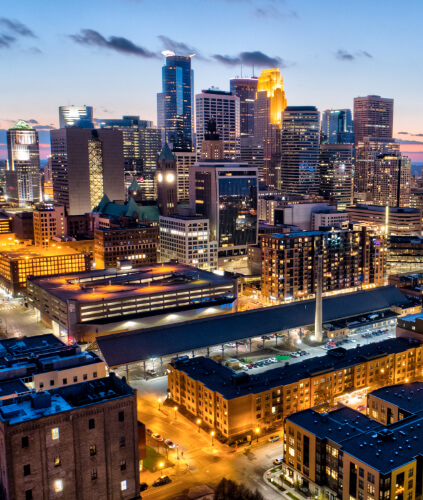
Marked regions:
[52,428,59,440]
[54,480,63,492]
[121,480,127,491]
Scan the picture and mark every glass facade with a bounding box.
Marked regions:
[158,55,193,151]
[321,109,354,144]
[230,78,258,138]
[218,174,258,247]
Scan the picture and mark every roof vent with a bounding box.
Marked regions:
[390,459,394,463]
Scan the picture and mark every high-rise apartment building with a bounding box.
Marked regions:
[157,53,194,151]
[319,144,353,209]
[6,121,42,206]
[58,105,94,128]
[199,118,224,160]
[353,95,394,145]
[261,225,384,301]
[229,77,258,139]
[354,138,400,203]
[174,151,196,203]
[159,215,218,270]
[139,127,162,201]
[254,69,287,188]
[156,144,177,216]
[374,154,411,207]
[281,106,320,194]
[196,89,240,160]
[33,206,66,247]
[321,109,354,144]
[190,160,258,267]
[50,128,125,215]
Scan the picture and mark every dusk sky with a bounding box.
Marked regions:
[1,0,423,161]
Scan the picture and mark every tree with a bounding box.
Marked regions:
[214,478,265,500]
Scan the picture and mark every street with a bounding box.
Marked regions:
[0,296,52,339]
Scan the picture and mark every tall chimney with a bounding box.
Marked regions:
[315,254,323,342]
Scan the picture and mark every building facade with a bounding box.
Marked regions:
[321,109,354,144]
[373,154,411,207]
[281,106,320,195]
[319,144,354,209]
[58,105,94,128]
[353,95,394,145]
[230,77,258,139]
[6,121,42,206]
[33,206,66,247]
[159,215,217,270]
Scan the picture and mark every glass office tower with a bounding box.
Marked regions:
[321,109,354,144]
[157,54,194,151]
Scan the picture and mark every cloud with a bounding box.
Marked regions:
[397,132,409,135]
[359,50,372,58]
[27,119,38,124]
[254,5,298,19]
[336,50,354,61]
[0,34,15,49]
[69,29,158,58]
[213,50,285,68]
[396,139,423,145]
[0,18,36,38]
[28,47,42,54]
[34,125,56,130]
[158,35,204,59]
[413,133,423,137]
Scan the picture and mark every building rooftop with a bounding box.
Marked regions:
[0,374,133,425]
[0,245,85,260]
[398,311,423,323]
[159,214,208,222]
[28,263,234,303]
[370,381,423,414]
[94,194,160,222]
[347,205,420,214]
[169,338,421,400]
[97,285,411,367]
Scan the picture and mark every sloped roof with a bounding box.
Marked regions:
[93,195,159,221]
[128,178,141,192]
[10,120,33,130]
[158,143,174,161]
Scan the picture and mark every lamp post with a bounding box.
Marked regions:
[176,444,179,459]
[197,419,201,433]
[158,398,161,411]
[174,406,178,420]
[211,431,215,447]
[255,427,260,443]
[158,461,164,477]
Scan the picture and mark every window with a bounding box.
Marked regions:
[408,480,413,490]
[89,419,95,430]
[39,382,44,389]
[22,436,29,448]
[120,459,126,471]
[368,485,375,495]
[54,480,63,493]
[23,464,31,476]
[83,374,88,381]
[52,428,59,440]
[119,437,125,448]
[359,467,364,478]
[62,378,67,385]
[119,411,125,422]
[50,380,55,387]
[359,480,364,489]
[54,457,61,467]
[90,445,96,456]
[73,376,78,383]
[93,372,97,378]
[368,472,375,484]
[121,480,127,491]
[25,490,33,500]
[91,469,97,480]
[408,468,414,478]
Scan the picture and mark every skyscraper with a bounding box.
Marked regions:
[229,77,258,139]
[254,69,287,188]
[157,53,194,151]
[374,154,411,207]
[321,109,354,144]
[138,127,162,201]
[281,106,320,194]
[353,95,394,145]
[156,144,177,216]
[190,160,258,268]
[50,128,124,215]
[59,105,94,128]
[6,121,41,205]
[195,89,240,160]
[319,144,353,209]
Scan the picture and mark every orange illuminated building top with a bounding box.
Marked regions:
[256,68,287,127]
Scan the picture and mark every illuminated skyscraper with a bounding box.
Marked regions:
[319,144,353,209]
[353,95,394,145]
[254,68,287,188]
[321,109,354,144]
[281,106,320,194]
[50,128,124,215]
[374,154,411,207]
[156,144,177,216]
[196,89,240,159]
[157,53,194,151]
[59,105,94,128]
[6,121,41,205]
[229,77,258,139]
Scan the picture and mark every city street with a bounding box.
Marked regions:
[0,296,52,339]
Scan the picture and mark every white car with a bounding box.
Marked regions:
[273,457,284,465]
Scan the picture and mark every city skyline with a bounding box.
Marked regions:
[1,0,423,161]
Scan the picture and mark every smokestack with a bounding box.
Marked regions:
[315,254,323,342]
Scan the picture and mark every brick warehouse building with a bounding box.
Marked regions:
[168,338,422,439]
[0,374,140,500]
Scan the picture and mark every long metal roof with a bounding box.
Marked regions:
[97,286,409,368]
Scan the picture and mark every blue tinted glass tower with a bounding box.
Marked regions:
[321,109,354,144]
[157,53,194,152]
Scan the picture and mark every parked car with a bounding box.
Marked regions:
[153,476,172,487]
[290,352,300,358]
[273,457,284,465]
[356,405,367,411]
[151,433,164,441]
[146,370,157,377]
[146,428,153,436]
[257,344,265,350]
[268,358,278,363]
[299,350,308,356]
[269,435,281,442]
[225,343,236,347]
[140,482,148,492]
[164,439,175,448]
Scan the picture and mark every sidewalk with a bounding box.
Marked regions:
[264,468,311,500]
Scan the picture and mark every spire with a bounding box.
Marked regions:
[158,143,175,161]
[128,178,141,192]
[10,120,33,130]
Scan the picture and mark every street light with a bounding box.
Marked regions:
[211,431,215,447]
[255,427,260,443]
[176,444,179,459]
[174,406,178,419]
[197,419,201,433]
[158,398,161,411]
[158,461,164,478]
